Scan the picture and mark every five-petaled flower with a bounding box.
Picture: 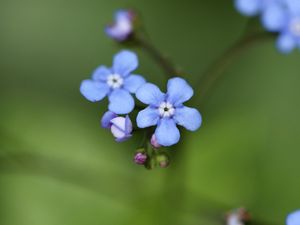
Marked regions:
[287,210,300,225]
[80,50,146,114]
[136,77,202,146]
[105,9,136,42]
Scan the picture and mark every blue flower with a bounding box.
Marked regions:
[80,50,146,114]
[234,0,300,53]
[105,10,135,42]
[287,210,300,225]
[136,77,202,147]
[273,0,300,53]
[234,0,283,17]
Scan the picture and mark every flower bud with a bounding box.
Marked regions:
[150,134,161,149]
[226,208,251,225]
[110,115,132,142]
[105,9,137,42]
[101,111,117,129]
[156,154,169,168]
[134,152,147,165]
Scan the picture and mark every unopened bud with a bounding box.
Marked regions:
[101,111,117,129]
[226,208,251,225]
[110,115,132,142]
[150,134,161,149]
[105,9,138,42]
[134,152,147,165]
[156,154,169,168]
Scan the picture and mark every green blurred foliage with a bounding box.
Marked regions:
[0,0,300,225]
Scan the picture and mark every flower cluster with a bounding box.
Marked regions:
[235,0,300,53]
[80,49,202,167]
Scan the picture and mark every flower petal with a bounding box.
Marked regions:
[80,80,109,102]
[155,118,180,146]
[136,106,159,128]
[108,89,134,114]
[123,74,146,93]
[136,83,165,106]
[287,210,300,225]
[276,33,296,53]
[262,4,287,31]
[101,111,117,129]
[111,117,126,139]
[287,0,300,15]
[174,106,202,131]
[115,10,131,21]
[92,66,111,81]
[235,0,260,16]
[167,77,193,106]
[125,115,133,133]
[112,50,138,77]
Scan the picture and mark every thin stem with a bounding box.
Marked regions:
[194,31,275,103]
[133,32,180,78]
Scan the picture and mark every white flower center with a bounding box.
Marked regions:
[117,19,132,34]
[107,74,123,89]
[290,19,300,37]
[158,102,175,118]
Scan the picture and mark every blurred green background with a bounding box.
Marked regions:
[1,0,300,225]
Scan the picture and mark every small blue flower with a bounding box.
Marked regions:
[274,0,300,53]
[80,50,146,114]
[287,210,300,225]
[110,115,133,142]
[136,77,202,147]
[234,0,283,17]
[105,10,135,42]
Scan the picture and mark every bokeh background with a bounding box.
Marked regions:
[1,0,300,224]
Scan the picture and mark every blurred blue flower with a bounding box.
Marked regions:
[136,77,202,146]
[274,0,300,53]
[234,0,283,17]
[287,210,300,225]
[80,50,146,114]
[234,0,300,53]
[110,115,133,142]
[105,10,135,42]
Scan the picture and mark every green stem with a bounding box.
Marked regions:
[133,33,180,79]
[194,31,275,103]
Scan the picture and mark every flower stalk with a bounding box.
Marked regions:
[133,32,180,78]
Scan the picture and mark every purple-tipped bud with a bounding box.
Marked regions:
[134,152,147,165]
[150,134,161,149]
[110,115,133,142]
[101,111,117,129]
[156,154,169,168]
[105,9,136,42]
[226,208,251,225]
